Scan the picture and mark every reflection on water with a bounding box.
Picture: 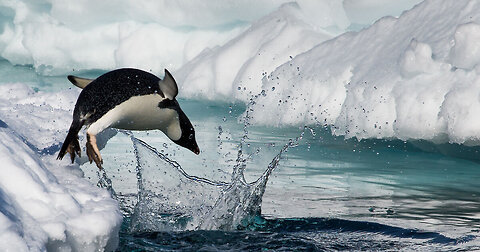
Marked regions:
[118,217,477,251]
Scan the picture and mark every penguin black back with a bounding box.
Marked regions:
[76,68,165,124]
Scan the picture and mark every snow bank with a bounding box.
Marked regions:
[249,0,480,145]
[174,1,424,101]
[0,0,421,77]
[175,3,334,101]
[0,0,254,75]
[0,84,122,251]
[0,0,316,75]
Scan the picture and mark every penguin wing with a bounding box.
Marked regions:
[67,75,94,89]
[159,69,178,100]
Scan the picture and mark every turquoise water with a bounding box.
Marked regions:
[87,99,480,251]
[2,63,479,250]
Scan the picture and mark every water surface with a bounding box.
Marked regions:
[77,99,480,251]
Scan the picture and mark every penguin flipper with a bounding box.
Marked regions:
[159,69,178,100]
[57,119,84,163]
[67,75,94,89]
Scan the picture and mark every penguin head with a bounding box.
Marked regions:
[173,109,200,155]
[159,69,200,155]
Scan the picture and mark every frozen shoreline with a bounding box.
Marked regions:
[0,84,122,251]
[1,0,479,250]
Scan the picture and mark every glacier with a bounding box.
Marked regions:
[1,0,479,250]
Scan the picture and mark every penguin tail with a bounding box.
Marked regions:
[57,119,84,163]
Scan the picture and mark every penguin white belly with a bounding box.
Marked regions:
[87,94,181,140]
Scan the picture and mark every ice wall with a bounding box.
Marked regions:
[1,0,323,75]
[0,0,420,76]
[173,0,423,101]
[0,0,259,75]
[0,84,122,251]
[175,3,334,101]
[249,0,480,145]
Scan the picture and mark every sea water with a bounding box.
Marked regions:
[0,63,479,250]
[78,96,479,251]
[0,59,479,250]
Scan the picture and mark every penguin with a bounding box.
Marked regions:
[57,68,200,169]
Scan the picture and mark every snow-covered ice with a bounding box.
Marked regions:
[248,0,480,145]
[0,84,122,251]
[0,0,419,75]
[175,3,334,101]
[1,0,478,250]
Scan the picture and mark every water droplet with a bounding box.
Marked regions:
[271,87,275,91]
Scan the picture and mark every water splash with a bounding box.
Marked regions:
[126,121,313,231]
[120,87,315,231]
[96,169,116,197]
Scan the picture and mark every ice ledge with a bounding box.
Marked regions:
[0,100,122,251]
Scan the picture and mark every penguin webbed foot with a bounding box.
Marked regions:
[86,133,103,169]
[66,143,81,163]
[65,138,81,163]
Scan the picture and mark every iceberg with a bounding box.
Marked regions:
[0,0,417,76]
[248,0,480,146]
[175,3,335,101]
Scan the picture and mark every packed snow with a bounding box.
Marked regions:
[0,0,420,75]
[175,3,334,101]
[0,84,122,251]
[1,0,477,250]
[247,0,480,146]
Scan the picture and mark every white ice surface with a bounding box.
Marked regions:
[175,3,334,101]
[247,0,480,145]
[0,0,420,76]
[0,84,122,251]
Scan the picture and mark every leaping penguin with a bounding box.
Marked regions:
[57,68,200,168]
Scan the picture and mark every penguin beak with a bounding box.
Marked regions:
[193,146,200,155]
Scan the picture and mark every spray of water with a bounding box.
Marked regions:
[109,89,315,232]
